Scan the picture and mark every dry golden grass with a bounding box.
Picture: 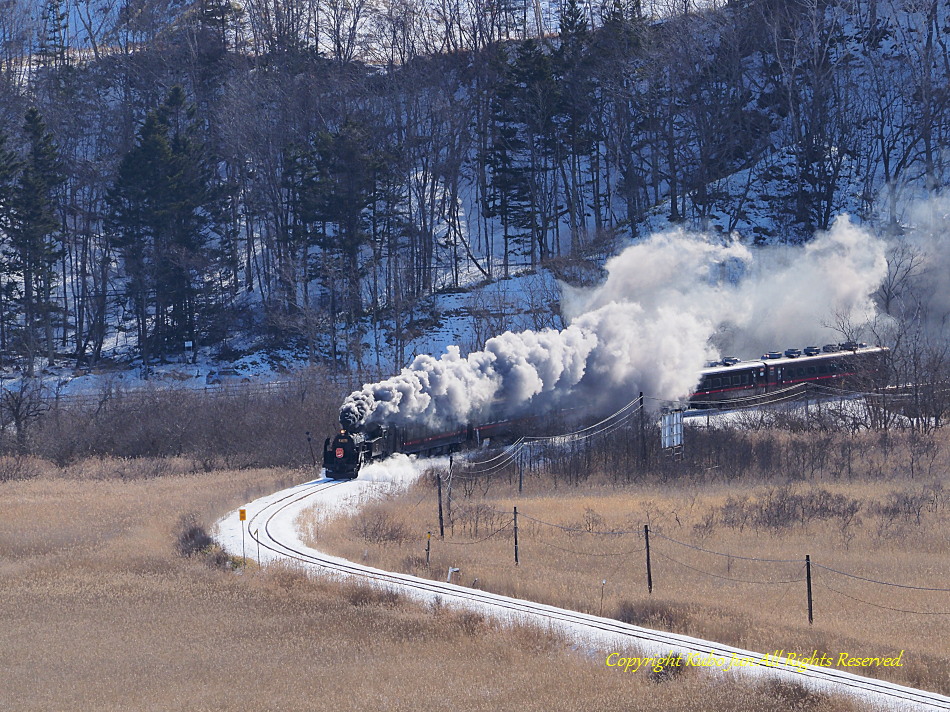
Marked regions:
[0,457,871,711]
[308,430,950,698]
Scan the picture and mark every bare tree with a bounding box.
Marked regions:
[0,378,49,452]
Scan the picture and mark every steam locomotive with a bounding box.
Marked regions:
[323,419,520,479]
[324,343,887,478]
[688,343,886,408]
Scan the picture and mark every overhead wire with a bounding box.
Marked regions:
[651,531,805,564]
[534,539,644,557]
[437,518,513,545]
[813,562,950,592]
[455,396,644,478]
[655,551,806,585]
[815,581,950,616]
[518,511,644,536]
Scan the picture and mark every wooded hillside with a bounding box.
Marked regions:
[0,0,946,371]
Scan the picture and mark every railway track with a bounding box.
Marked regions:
[216,477,950,711]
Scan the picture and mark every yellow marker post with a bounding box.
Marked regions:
[239,509,247,566]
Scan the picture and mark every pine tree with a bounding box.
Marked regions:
[0,131,18,236]
[0,131,21,354]
[37,0,69,71]
[299,121,382,323]
[555,0,597,249]
[9,108,63,375]
[108,87,215,363]
[483,50,534,278]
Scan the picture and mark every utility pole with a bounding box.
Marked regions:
[639,392,647,465]
[513,506,519,565]
[644,524,653,594]
[437,474,444,539]
[806,554,814,624]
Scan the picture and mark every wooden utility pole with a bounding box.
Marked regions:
[644,524,653,594]
[639,392,647,465]
[806,554,814,624]
[437,475,444,539]
[513,506,519,565]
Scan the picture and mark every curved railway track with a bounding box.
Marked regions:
[216,477,950,712]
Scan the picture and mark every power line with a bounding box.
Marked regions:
[656,551,805,585]
[651,531,805,564]
[534,538,644,557]
[815,581,950,616]
[438,518,513,545]
[518,511,644,536]
[813,562,950,592]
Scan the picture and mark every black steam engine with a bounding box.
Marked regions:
[323,420,518,480]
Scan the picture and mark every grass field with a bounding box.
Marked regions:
[306,427,950,699]
[0,456,872,711]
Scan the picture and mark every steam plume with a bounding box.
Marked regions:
[340,216,888,430]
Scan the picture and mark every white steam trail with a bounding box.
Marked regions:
[340,216,888,429]
[901,193,950,327]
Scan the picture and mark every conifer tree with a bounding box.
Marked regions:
[0,131,21,355]
[300,121,382,322]
[108,87,215,363]
[9,108,63,375]
[483,51,533,278]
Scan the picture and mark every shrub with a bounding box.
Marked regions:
[175,513,214,557]
[344,583,401,608]
[351,509,411,545]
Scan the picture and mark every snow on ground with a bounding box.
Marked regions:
[214,458,948,712]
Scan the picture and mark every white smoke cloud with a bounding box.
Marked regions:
[340,216,889,429]
[898,193,950,328]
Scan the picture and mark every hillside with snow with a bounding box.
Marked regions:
[0,0,947,406]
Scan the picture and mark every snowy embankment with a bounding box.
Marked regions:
[213,456,948,712]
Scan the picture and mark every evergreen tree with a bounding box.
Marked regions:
[509,40,559,264]
[483,50,533,278]
[0,131,18,236]
[37,0,69,71]
[0,131,21,355]
[299,121,383,323]
[108,87,216,363]
[8,108,63,375]
[555,0,597,247]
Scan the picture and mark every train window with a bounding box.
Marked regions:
[731,375,740,386]
[742,374,750,385]
[795,368,804,378]
[807,366,817,375]
[818,364,828,375]
[712,378,721,388]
